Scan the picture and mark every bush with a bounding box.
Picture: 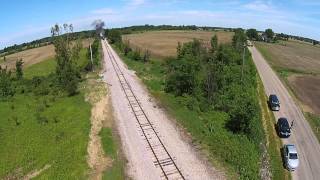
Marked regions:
[0,66,14,100]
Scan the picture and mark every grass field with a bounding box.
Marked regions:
[0,88,91,179]
[123,30,234,58]
[255,40,320,143]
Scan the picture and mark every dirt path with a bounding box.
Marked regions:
[249,45,320,180]
[23,164,51,180]
[102,39,225,180]
[86,76,112,180]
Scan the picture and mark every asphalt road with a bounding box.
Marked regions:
[249,45,320,180]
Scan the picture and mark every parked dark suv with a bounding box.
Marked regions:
[269,94,280,111]
[277,117,291,138]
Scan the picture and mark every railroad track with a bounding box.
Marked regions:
[103,40,185,180]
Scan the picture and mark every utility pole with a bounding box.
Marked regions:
[241,44,246,82]
[89,39,93,71]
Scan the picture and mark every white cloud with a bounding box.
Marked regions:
[243,0,274,12]
[130,0,145,6]
[90,8,116,15]
[125,0,146,9]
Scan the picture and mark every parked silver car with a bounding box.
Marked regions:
[283,144,299,171]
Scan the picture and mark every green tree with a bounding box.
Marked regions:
[0,66,14,99]
[107,29,122,44]
[51,23,81,96]
[165,40,202,96]
[210,35,218,52]
[265,28,274,40]
[232,29,246,51]
[246,28,258,40]
[15,59,23,80]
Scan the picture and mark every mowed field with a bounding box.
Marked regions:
[123,30,234,58]
[255,40,320,119]
[0,39,92,69]
[254,40,320,74]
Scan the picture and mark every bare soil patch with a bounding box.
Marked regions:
[23,164,51,180]
[288,75,320,115]
[123,30,233,58]
[85,74,113,180]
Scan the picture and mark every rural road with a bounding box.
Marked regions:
[249,45,320,180]
[101,39,224,180]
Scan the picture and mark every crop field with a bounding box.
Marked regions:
[0,39,92,70]
[255,40,320,115]
[288,75,320,115]
[254,40,320,74]
[123,30,234,58]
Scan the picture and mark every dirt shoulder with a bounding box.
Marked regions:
[85,73,112,180]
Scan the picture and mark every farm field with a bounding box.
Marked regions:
[254,40,320,74]
[0,39,93,70]
[288,75,320,115]
[123,30,234,58]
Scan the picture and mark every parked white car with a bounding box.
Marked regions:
[283,144,299,171]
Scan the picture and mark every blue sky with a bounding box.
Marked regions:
[1,0,320,49]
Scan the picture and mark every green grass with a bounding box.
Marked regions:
[257,78,290,180]
[100,128,125,180]
[305,113,320,141]
[24,58,56,79]
[0,94,91,179]
[24,48,88,79]
[0,48,92,179]
[113,45,267,179]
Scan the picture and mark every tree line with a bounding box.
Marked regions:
[246,28,319,45]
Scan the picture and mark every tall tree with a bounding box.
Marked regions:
[265,28,274,40]
[107,29,121,44]
[246,29,258,40]
[15,59,23,80]
[0,66,14,99]
[232,29,246,51]
[51,23,81,96]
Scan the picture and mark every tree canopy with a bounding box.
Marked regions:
[246,28,258,40]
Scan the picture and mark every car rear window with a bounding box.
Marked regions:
[271,95,279,103]
[289,153,298,159]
